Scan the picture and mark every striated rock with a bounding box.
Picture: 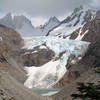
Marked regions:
[52,68,100,100]
[21,44,55,67]
[0,25,47,100]
[54,54,81,88]
[70,11,100,43]
[51,11,100,100]
[52,28,100,100]
[0,25,26,83]
[48,5,96,37]
[0,71,46,100]
[54,37,100,88]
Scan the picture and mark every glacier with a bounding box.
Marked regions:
[23,36,90,89]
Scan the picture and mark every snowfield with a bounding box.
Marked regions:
[23,36,90,88]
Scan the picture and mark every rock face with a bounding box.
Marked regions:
[0,71,45,100]
[52,68,100,100]
[52,11,100,100]
[53,54,81,88]
[0,13,60,37]
[70,11,100,43]
[0,24,26,83]
[48,5,96,38]
[0,24,23,57]
[52,40,100,100]
[82,11,100,42]
[52,35,100,100]
[0,13,35,37]
[0,25,46,100]
[21,44,55,67]
[53,11,100,88]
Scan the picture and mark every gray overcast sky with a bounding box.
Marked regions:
[0,0,100,26]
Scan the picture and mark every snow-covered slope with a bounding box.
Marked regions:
[23,36,90,88]
[48,5,96,38]
[0,5,96,38]
[0,14,60,37]
[27,16,60,36]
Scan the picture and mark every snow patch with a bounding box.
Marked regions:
[75,29,89,40]
[40,45,47,49]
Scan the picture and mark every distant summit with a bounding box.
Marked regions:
[0,5,97,37]
[48,5,97,37]
[0,13,60,37]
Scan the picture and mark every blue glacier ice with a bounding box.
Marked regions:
[23,36,90,89]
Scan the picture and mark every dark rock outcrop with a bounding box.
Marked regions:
[21,45,55,67]
[0,25,47,100]
[70,11,100,43]
[52,11,100,100]
[52,38,100,100]
[0,25,26,83]
[52,68,100,100]
[54,37,100,89]
[0,71,45,100]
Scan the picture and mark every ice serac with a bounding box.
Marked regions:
[23,36,90,88]
[48,5,96,38]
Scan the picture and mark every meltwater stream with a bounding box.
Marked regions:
[23,36,90,96]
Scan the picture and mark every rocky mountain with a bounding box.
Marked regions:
[70,11,100,43]
[51,11,100,100]
[0,25,47,100]
[0,14,60,37]
[0,5,96,38]
[0,13,35,37]
[0,5,100,100]
[48,5,96,38]
[39,16,60,35]
[0,13,14,28]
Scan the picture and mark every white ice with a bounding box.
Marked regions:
[23,36,90,88]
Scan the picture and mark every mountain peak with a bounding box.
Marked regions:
[73,5,83,13]
[3,12,12,20]
[48,5,97,37]
[0,12,14,28]
[49,16,60,23]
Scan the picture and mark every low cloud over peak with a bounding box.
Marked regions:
[0,0,100,18]
[0,0,100,26]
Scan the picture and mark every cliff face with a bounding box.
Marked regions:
[0,24,23,58]
[0,71,45,100]
[0,25,46,100]
[52,39,100,100]
[52,38,100,100]
[52,11,100,100]
[70,11,100,43]
[0,24,26,83]
[21,44,55,67]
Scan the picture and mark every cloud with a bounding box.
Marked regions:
[0,0,92,18]
[0,0,100,26]
[31,17,47,27]
[90,0,100,9]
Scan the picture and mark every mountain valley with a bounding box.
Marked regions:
[0,4,100,100]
